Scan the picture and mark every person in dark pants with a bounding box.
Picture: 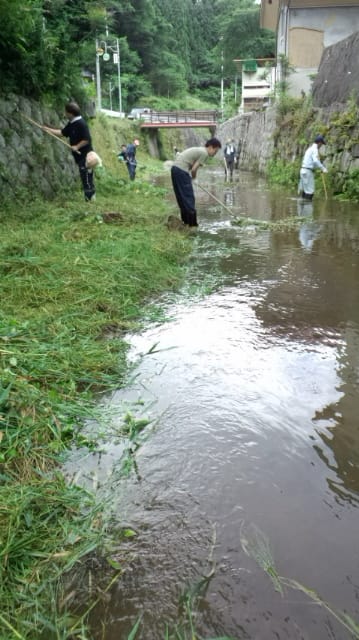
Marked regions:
[42,101,96,201]
[171,138,222,227]
[223,138,237,181]
[125,138,140,180]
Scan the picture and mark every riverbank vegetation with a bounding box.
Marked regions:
[0,122,192,638]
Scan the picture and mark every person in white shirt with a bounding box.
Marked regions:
[298,135,328,201]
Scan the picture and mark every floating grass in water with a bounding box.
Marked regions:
[232,214,314,231]
[240,521,359,638]
[239,521,283,594]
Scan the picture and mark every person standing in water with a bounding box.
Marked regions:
[223,138,237,181]
[170,138,222,227]
[298,134,328,201]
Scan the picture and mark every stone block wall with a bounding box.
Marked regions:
[0,94,77,201]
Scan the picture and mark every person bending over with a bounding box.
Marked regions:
[171,138,222,227]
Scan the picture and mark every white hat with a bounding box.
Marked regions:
[86,151,102,168]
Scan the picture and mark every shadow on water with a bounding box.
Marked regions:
[65,168,359,639]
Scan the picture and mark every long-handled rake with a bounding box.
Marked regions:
[321,172,328,200]
[196,181,239,216]
[20,112,80,154]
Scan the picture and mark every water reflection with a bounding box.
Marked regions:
[296,199,321,251]
[313,327,359,503]
[68,169,359,640]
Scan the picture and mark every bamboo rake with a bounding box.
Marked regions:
[196,181,238,216]
[321,172,328,200]
[20,112,80,154]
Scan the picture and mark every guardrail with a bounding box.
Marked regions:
[140,109,218,127]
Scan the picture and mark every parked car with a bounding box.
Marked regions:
[127,107,151,119]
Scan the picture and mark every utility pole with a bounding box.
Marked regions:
[95,37,122,114]
[95,38,102,111]
[220,39,224,120]
[115,38,122,114]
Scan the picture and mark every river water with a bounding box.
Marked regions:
[67,168,359,639]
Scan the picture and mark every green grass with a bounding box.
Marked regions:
[0,140,191,639]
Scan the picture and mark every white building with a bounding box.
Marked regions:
[233,58,276,113]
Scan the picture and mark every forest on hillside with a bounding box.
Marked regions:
[0,0,275,113]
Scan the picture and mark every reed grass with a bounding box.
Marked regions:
[240,521,359,639]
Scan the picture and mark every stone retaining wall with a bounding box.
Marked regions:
[0,94,77,200]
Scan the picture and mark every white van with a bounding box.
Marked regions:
[127,107,151,119]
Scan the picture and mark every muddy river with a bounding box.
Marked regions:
[66,168,359,639]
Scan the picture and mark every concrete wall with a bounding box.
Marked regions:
[218,109,278,174]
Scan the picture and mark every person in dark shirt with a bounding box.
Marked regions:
[125,138,140,180]
[42,101,96,201]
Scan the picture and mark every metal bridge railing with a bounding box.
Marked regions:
[141,109,218,125]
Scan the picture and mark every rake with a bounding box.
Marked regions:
[20,112,80,154]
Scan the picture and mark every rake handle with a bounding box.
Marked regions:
[196,181,236,217]
[321,172,328,200]
[20,112,80,154]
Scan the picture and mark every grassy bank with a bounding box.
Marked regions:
[0,120,191,639]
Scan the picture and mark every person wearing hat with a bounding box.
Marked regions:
[125,138,140,180]
[223,138,237,182]
[298,135,328,201]
[42,101,96,202]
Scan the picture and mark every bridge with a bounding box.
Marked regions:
[140,109,218,129]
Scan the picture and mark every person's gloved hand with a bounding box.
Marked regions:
[322,167,328,173]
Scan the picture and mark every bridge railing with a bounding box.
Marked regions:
[141,109,218,124]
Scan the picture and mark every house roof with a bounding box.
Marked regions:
[260,0,359,30]
[233,57,275,71]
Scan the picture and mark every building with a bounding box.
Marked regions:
[260,0,359,97]
[233,58,276,113]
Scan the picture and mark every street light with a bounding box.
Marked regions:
[95,37,122,114]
